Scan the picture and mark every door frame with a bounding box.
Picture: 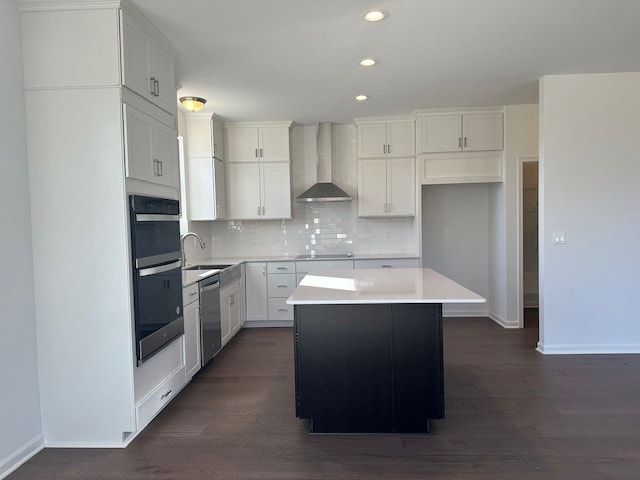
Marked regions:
[516,155,539,328]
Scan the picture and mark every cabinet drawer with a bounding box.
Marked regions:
[354,258,420,269]
[136,365,186,430]
[268,298,294,320]
[267,273,296,297]
[296,259,354,274]
[182,283,199,306]
[267,261,295,274]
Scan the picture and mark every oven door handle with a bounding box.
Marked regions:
[135,214,180,222]
[139,260,182,277]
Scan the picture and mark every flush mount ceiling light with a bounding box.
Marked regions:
[359,58,377,67]
[179,96,207,112]
[355,94,369,101]
[363,9,388,22]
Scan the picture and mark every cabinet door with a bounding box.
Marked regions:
[462,113,503,151]
[184,299,201,379]
[357,159,387,217]
[418,114,462,153]
[185,117,212,158]
[187,157,214,220]
[386,121,415,158]
[123,103,155,184]
[153,121,179,188]
[246,262,267,321]
[224,127,259,162]
[357,123,387,158]
[229,284,242,335]
[213,158,226,219]
[226,163,261,219]
[261,163,292,219]
[220,288,231,346]
[259,127,290,162]
[212,118,224,161]
[387,158,415,216]
[149,41,176,116]
[121,13,152,103]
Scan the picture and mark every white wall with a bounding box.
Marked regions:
[539,73,640,353]
[0,0,43,476]
[422,183,490,316]
[202,124,419,258]
[489,105,539,327]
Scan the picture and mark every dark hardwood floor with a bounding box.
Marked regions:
[10,318,640,479]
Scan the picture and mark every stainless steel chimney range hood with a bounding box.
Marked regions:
[296,123,352,202]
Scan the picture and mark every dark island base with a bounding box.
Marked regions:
[293,303,444,434]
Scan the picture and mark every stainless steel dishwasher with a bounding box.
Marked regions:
[199,273,221,366]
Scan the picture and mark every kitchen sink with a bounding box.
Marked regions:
[184,264,233,271]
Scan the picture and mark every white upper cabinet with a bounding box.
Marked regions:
[224,123,291,163]
[123,96,179,189]
[121,11,177,116]
[417,112,503,153]
[185,114,226,220]
[357,120,415,159]
[226,162,291,220]
[358,158,415,217]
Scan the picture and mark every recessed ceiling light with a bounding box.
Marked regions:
[359,58,377,67]
[355,95,369,101]
[364,10,388,22]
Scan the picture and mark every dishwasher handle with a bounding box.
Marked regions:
[200,280,220,293]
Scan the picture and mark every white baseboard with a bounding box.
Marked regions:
[442,307,489,318]
[0,434,44,480]
[537,342,640,354]
[488,312,520,329]
[243,320,292,328]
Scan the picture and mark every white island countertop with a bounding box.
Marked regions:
[287,268,486,305]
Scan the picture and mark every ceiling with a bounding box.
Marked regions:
[131,0,640,125]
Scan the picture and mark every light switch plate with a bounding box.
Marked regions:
[552,232,566,244]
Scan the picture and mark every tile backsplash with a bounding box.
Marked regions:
[185,123,418,260]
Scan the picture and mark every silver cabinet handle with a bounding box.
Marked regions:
[458,137,462,148]
[383,144,386,154]
[262,206,265,215]
[276,266,289,270]
[463,137,467,148]
[150,77,156,95]
[161,389,172,400]
[255,148,259,158]
[155,79,160,97]
[277,284,288,288]
[262,266,266,275]
[259,148,263,158]
[278,308,288,312]
[381,264,392,268]
[152,159,158,176]
[387,144,391,154]
[257,206,261,215]
[158,160,163,176]
[230,294,235,306]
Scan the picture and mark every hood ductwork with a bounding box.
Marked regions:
[296,123,352,202]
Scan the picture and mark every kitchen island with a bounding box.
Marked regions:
[287,268,485,434]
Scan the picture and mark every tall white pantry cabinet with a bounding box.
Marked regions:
[18,0,181,446]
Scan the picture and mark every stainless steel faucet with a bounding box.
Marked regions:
[180,232,206,267]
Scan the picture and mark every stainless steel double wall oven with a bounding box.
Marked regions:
[129,195,184,365]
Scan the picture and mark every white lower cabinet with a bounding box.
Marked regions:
[266,262,295,321]
[182,283,201,379]
[354,258,420,269]
[134,336,186,431]
[245,262,267,321]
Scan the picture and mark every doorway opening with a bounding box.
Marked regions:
[520,159,539,329]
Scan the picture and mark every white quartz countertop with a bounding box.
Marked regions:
[182,268,222,287]
[286,268,486,305]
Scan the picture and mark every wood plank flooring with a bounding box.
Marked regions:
[9,317,640,479]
